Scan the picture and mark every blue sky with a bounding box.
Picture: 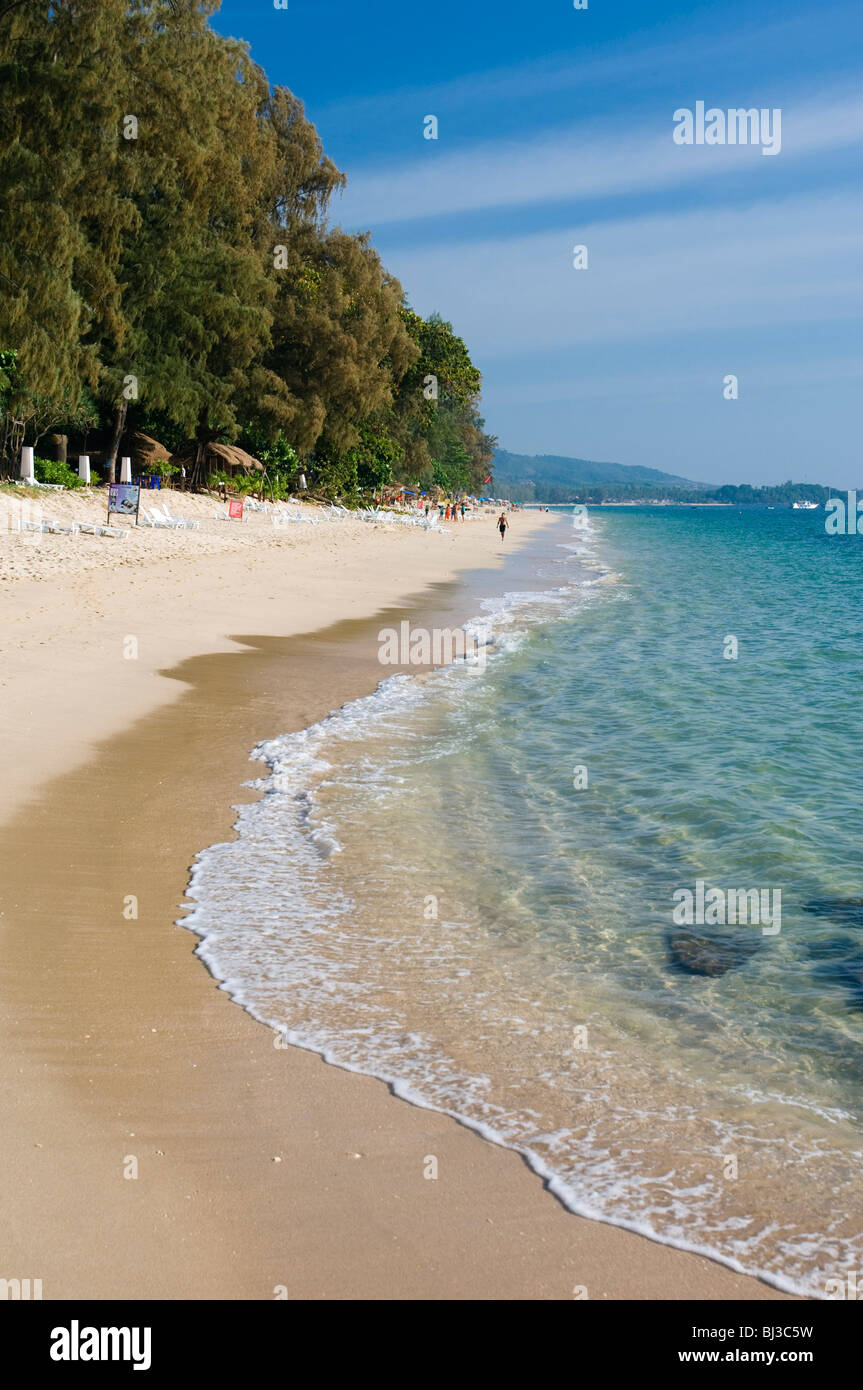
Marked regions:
[212,0,863,486]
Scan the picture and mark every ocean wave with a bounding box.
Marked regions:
[181,507,863,1299]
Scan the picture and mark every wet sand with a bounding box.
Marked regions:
[0,515,790,1299]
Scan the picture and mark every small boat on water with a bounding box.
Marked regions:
[793,500,819,510]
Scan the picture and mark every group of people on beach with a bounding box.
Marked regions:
[423,501,467,521]
[418,498,511,538]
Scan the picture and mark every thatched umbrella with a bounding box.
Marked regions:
[168,441,265,492]
[170,441,264,477]
[122,431,172,471]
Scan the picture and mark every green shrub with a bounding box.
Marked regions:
[232,471,263,496]
[141,458,179,479]
[34,457,88,488]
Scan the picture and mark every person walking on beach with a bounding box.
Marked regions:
[461,501,466,520]
[497,511,509,541]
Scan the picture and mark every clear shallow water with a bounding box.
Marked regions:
[184,507,863,1296]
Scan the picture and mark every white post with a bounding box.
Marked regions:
[119,456,131,483]
[78,455,91,484]
[20,445,35,484]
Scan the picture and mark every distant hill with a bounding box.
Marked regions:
[489,454,834,508]
[493,450,706,499]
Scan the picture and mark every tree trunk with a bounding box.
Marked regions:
[50,433,68,464]
[106,401,127,484]
[191,436,207,492]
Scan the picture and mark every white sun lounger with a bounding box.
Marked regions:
[140,506,177,528]
[149,504,184,528]
[18,516,74,535]
[159,502,200,529]
[76,520,128,539]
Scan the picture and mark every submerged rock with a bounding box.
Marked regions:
[804,935,863,1010]
[836,958,863,1008]
[803,896,863,927]
[667,929,760,977]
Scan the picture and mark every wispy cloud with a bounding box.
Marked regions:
[382,190,863,356]
[336,86,863,229]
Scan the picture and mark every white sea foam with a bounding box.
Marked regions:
[181,510,861,1300]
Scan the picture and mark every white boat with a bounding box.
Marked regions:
[792,500,819,510]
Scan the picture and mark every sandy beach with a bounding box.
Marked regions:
[0,495,790,1300]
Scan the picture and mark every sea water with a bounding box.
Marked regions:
[183,506,863,1297]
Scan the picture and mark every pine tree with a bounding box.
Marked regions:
[0,0,133,464]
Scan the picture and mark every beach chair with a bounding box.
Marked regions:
[141,505,177,528]
[160,502,200,530]
[75,520,127,539]
[151,504,185,528]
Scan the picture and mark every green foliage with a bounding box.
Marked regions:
[346,421,402,490]
[240,427,298,478]
[307,438,361,498]
[0,5,492,501]
[265,229,416,457]
[33,457,87,488]
[389,310,494,493]
[430,441,471,495]
[0,348,18,400]
[511,479,838,506]
[207,468,262,497]
[231,472,264,496]
[261,436,300,475]
[0,346,100,476]
[141,458,179,480]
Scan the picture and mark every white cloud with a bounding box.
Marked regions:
[381,191,863,356]
[336,87,863,228]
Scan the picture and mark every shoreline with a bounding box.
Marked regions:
[0,511,791,1299]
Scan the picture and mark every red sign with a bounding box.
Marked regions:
[228,499,244,519]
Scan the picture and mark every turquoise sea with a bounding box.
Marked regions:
[185,506,863,1296]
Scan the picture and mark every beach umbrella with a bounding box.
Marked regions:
[20,445,35,483]
[119,456,132,482]
[169,441,265,488]
[122,431,172,473]
[78,455,90,483]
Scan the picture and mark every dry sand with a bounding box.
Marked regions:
[0,492,790,1299]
